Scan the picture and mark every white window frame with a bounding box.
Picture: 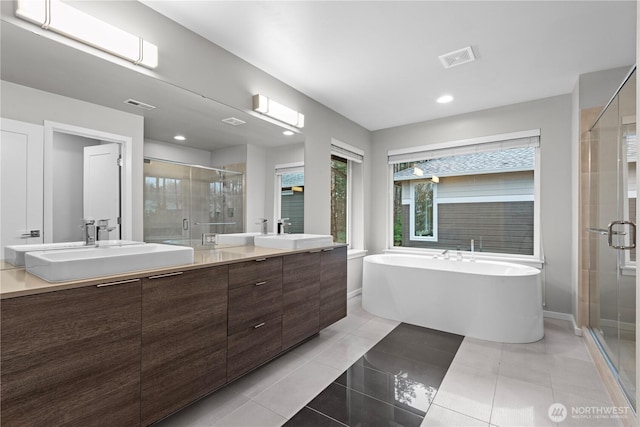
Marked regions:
[331,138,364,249]
[387,129,541,261]
[409,181,438,241]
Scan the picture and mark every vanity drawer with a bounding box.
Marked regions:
[228,278,283,335]
[227,317,282,381]
[228,257,282,289]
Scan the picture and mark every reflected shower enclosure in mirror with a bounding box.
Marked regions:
[144,159,244,247]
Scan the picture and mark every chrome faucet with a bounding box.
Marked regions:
[81,219,96,246]
[97,219,115,241]
[470,239,475,261]
[277,218,291,235]
[256,218,268,235]
[435,249,450,260]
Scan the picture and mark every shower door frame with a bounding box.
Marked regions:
[585,66,637,413]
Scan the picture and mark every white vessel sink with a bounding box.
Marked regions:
[215,232,261,247]
[5,240,143,267]
[25,243,194,282]
[253,234,334,250]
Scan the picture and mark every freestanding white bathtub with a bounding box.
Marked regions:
[362,254,543,343]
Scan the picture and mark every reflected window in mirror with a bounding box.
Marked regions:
[275,164,304,234]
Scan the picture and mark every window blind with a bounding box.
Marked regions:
[331,138,364,164]
[275,162,304,175]
[387,130,540,165]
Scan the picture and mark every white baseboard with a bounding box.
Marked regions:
[347,288,362,299]
[543,310,582,336]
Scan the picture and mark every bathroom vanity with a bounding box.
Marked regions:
[0,244,347,426]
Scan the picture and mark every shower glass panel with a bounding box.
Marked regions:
[588,69,636,410]
[144,159,244,246]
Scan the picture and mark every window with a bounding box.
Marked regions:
[389,131,540,257]
[330,139,364,246]
[275,163,304,233]
[409,181,437,240]
[331,155,348,243]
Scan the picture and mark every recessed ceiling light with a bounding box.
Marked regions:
[437,95,454,104]
[174,135,186,141]
[283,130,294,136]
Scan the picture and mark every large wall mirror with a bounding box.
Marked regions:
[0,16,305,261]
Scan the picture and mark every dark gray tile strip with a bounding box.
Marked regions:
[286,323,465,426]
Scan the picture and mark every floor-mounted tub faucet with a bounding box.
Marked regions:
[470,239,475,261]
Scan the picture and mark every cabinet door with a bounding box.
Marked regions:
[319,246,348,330]
[0,280,142,427]
[227,317,282,381]
[141,267,228,426]
[282,251,321,350]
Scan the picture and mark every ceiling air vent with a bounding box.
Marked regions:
[438,46,476,69]
[221,117,246,126]
[123,98,156,110]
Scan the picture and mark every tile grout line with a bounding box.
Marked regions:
[304,405,350,426]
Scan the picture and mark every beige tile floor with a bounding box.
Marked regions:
[157,296,630,427]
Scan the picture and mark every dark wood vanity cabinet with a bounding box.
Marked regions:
[141,266,228,426]
[319,246,348,330]
[0,279,142,427]
[0,245,347,426]
[282,251,322,350]
[227,258,283,381]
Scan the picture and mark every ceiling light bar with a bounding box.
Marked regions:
[15,0,158,69]
[253,94,304,129]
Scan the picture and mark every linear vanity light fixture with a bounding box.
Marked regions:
[252,94,305,129]
[15,0,159,69]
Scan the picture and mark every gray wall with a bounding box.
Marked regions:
[372,95,573,314]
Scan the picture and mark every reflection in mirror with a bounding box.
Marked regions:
[143,159,244,247]
[1,17,305,263]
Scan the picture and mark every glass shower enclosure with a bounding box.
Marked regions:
[587,68,636,410]
[143,158,244,247]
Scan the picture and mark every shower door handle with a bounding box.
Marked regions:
[183,219,189,230]
[608,220,636,250]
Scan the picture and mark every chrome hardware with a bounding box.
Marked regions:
[309,249,322,253]
[255,258,267,262]
[148,271,184,280]
[20,230,40,238]
[81,219,96,245]
[277,218,291,235]
[253,322,266,329]
[322,248,335,252]
[182,219,189,230]
[97,219,115,241]
[255,281,267,286]
[256,218,268,235]
[202,233,216,246]
[97,278,140,288]
[608,221,636,250]
[587,227,610,236]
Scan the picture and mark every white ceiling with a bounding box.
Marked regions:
[142,1,636,131]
